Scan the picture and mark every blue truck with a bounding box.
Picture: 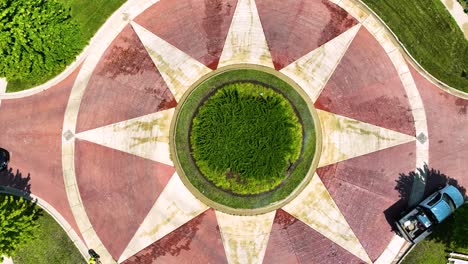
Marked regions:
[395,185,465,244]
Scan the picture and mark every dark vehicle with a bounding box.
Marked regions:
[0,148,9,171]
[395,185,465,244]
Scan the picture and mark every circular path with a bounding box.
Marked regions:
[0,0,467,263]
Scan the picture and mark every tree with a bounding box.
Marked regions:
[0,194,41,260]
[0,0,84,85]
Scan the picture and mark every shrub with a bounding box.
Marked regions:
[0,0,84,85]
[0,195,41,260]
[190,82,303,195]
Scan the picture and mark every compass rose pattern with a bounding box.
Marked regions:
[65,0,427,263]
[6,0,461,263]
[61,0,430,262]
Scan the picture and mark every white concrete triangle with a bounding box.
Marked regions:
[317,110,416,167]
[283,173,372,263]
[118,173,209,262]
[215,210,275,264]
[280,24,361,103]
[131,21,212,101]
[76,109,174,166]
[218,0,274,68]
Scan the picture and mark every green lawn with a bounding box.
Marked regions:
[66,0,126,41]
[12,207,84,264]
[362,0,468,92]
[6,0,125,92]
[402,204,468,264]
[191,82,303,195]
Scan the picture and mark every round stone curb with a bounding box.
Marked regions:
[170,64,323,216]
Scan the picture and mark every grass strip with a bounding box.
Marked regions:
[362,0,468,92]
[402,204,468,264]
[12,205,84,263]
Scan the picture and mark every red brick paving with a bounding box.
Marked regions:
[263,209,365,264]
[76,24,176,133]
[3,2,464,263]
[75,140,175,260]
[134,0,237,70]
[257,0,357,70]
[315,27,416,136]
[122,208,227,264]
[411,67,468,191]
[0,67,81,238]
[316,142,416,261]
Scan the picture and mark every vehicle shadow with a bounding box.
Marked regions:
[0,167,32,197]
[384,164,467,236]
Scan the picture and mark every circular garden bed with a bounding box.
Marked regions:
[171,67,320,213]
[191,81,303,195]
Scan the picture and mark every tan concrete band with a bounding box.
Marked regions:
[333,0,430,263]
[0,187,88,261]
[169,63,323,216]
[62,1,163,263]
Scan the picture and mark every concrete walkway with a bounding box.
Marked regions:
[440,0,468,38]
[1,0,467,263]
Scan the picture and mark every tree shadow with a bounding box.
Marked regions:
[384,171,414,232]
[385,164,468,247]
[423,166,466,198]
[0,167,32,196]
[123,211,206,263]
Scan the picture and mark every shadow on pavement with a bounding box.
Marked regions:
[0,167,32,195]
[383,171,414,232]
[384,164,467,234]
[123,211,205,263]
[423,166,466,198]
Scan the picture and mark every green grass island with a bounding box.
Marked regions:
[171,67,321,213]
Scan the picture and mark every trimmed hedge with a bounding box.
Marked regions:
[191,82,303,195]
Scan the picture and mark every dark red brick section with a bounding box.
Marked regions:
[316,142,416,261]
[75,140,175,259]
[134,0,238,70]
[411,67,468,190]
[0,67,82,238]
[76,24,176,133]
[123,208,227,264]
[256,0,358,70]
[263,209,365,264]
[315,27,416,136]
